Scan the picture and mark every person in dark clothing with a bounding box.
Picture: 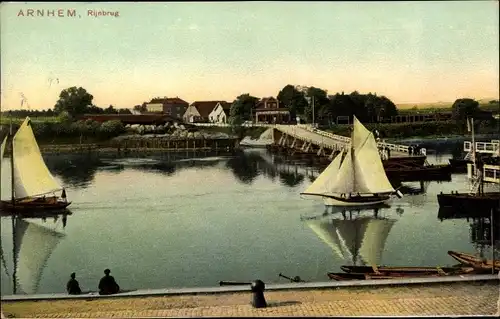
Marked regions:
[66,272,82,295]
[98,268,120,295]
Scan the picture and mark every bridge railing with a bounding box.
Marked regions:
[278,126,346,151]
[464,141,500,154]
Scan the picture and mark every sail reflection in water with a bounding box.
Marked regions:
[1,213,69,294]
[306,207,397,266]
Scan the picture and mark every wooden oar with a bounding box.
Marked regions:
[279,273,306,283]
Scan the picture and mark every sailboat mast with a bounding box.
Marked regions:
[9,112,15,205]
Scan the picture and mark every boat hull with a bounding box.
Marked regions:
[437,192,500,212]
[448,250,500,270]
[327,272,442,281]
[0,198,71,212]
[448,158,472,172]
[340,265,469,274]
[323,194,391,207]
[385,164,452,182]
[383,156,426,169]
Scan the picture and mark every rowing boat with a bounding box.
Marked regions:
[448,251,500,270]
[327,272,443,281]
[340,265,470,274]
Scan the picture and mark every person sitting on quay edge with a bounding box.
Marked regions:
[98,268,120,295]
[66,272,82,295]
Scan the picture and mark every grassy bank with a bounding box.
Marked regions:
[324,121,499,139]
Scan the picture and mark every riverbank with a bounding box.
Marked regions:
[2,276,498,317]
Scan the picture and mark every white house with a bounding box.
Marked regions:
[208,101,231,123]
[183,101,228,123]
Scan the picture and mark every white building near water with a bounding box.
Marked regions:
[208,102,231,123]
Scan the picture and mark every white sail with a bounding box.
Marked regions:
[358,218,396,266]
[351,116,395,194]
[12,117,62,199]
[302,151,344,195]
[328,148,356,194]
[306,219,347,259]
[0,135,6,161]
[14,219,65,294]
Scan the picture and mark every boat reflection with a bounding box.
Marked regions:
[0,211,70,295]
[438,207,499,248]
[304,206,397,266]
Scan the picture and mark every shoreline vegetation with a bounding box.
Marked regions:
[0,118,498,148]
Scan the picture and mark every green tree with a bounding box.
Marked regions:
[54,87,94,117]
[104,105,117,114]
[229,94,259,124]
[303,87,329,123]
[277,84,308,118]
[451,98,479,122]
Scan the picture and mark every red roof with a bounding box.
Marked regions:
[220,101,232,111]
[191,101,228,118]
[149,97,189,105]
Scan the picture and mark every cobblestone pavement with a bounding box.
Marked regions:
[2,282,499,318]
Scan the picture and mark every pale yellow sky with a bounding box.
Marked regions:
[1,1,498,110]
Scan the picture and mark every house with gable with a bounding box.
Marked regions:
[183,101,227,123]
[144,97,189,119]
[208,101,232,123]
[254,97,291,124]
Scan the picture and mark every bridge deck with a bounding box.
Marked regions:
[275,125,411,157]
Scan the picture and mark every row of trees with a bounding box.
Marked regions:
[228,84,400,125]
[1,87,132,119]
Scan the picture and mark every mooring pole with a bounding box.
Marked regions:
[491,208,496,275]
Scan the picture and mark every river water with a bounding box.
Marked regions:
[1,148,499,295]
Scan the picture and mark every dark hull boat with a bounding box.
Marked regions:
[437,192,500,213]
[383,155,426,169]
[448,158,472,172]
[340,265,469,274]
[0,197,71,212]
[385,164,452,182]
[327,270,471,281]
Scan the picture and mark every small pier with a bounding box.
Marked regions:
[109,136,240,153]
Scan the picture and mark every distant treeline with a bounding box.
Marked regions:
[0,119,126,144]
[1,105,132,119]
[325,120,499,139]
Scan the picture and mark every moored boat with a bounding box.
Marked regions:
[385,163,452,182]
[328,267,476,281]
[447,250,500,270]
[340,265,470,274]
[437,192,500,213]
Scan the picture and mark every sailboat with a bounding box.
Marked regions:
[0,117,71,211]
[301,116,402,206]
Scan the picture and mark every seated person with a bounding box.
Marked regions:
[66,272,82,295]
[98,268,120,295]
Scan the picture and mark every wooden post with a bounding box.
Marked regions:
[491,208,496,275]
